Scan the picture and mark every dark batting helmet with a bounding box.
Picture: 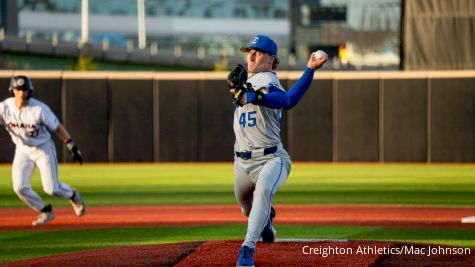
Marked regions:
[9,75,34,99]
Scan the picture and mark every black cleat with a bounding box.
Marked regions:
[261,206,276,243]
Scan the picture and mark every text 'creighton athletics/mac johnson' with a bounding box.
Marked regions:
[302,245,471,258]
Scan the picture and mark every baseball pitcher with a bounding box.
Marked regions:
[229,35,328,267]
[0,75,85,226]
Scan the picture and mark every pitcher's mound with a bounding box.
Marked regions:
[2,240,474,266]
[1,242,202,267]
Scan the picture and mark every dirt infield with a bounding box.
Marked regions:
[0,242,204,267]
[2,240,474,267]
[1,205,475,266]
[0,205,475,231]
[1,205,475,231]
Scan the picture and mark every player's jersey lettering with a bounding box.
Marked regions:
[7,122,40,137]
[239,111,257,128]
[0,98,59,146]
[7,122,37,129]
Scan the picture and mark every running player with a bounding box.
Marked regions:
[0,75,85,226]
[229,35,328,266]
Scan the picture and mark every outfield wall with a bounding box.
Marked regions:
[0,70,474,163]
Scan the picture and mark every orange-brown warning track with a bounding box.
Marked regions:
[1,205,475,231]
[1,205,475,266]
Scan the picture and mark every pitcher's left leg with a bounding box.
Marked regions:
[243,157,289,248]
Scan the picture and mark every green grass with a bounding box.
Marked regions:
[1,225,474,263]
[1,163,474,207]
[0,163,474,263]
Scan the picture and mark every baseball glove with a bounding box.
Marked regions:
[227,64,252,106]
[66,139,83,165]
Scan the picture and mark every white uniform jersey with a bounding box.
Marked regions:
[0,97,60,146]
[233,71,285,152]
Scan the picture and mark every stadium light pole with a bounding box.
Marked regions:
[399,0,405,70]
[80,0,89,46]
[137,0,146,49]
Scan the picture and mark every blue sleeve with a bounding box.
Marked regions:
[263,89,290,109]
[246,67,315,109]
[245,88,290,109]
[286,67,315,109]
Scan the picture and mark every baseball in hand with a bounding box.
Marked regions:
[313,50,326,60]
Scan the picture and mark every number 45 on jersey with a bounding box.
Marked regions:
[239,111,257,128]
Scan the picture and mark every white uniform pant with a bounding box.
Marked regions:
[12,140,74,212]
[234,150,291,249]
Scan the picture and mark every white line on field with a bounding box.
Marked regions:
[461,216,475,223]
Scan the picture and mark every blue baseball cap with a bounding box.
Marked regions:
[240,35,278,56]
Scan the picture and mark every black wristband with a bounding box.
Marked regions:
[65,139,73,144]
[253,91,265,106]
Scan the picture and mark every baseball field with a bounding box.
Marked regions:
[0,163,474,266]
